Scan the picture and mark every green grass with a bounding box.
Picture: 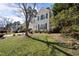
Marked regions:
[0,36,52,56]
[0,35,76,56]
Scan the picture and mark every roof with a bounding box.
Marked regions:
[37,8,53,17]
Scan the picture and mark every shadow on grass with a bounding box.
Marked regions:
[27,35,73,56]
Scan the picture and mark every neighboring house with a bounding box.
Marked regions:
[29,8,53,32]
[11,21,21,33]
[0,27,6,33]
[0,21,7,33]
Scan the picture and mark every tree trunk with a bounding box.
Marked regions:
[25,14,29,36]
[25,23,29,36]
[25,30,28,36]
[25,19,28,36]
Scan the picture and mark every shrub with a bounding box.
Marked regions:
[0,33,5,38]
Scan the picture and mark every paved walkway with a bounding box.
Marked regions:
[4,33,25,37]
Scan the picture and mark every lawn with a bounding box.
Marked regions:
[0,35,52,56]
[0,34,77,56]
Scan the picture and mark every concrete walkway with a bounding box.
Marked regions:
[4,33,25,37]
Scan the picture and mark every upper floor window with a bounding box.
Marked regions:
[46,13,48,19]
[41,15,44,20]
[39,14,48,20]
[41,15,45,20]
[38,16,39,21]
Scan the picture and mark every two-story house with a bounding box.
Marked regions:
[29,8,53,32]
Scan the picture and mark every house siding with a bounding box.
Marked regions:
[29,8,53,32]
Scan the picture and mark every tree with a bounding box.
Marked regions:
[11,21,21,33]
[14,3,37,36]
[51,3,79,39]
[5,18,13,32]
[53,3,75,16]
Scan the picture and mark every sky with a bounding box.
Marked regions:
[0,3,53,26]
[37,3,53,10]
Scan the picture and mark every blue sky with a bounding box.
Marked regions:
[0,3,53,25]
[37,3,53,9]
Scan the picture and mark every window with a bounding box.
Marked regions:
[41,15,43,20]
[41,15,45,20]
[41,24,43,29]
[44,23,47,29]
[46,13,48,19]
[38,24,40,30]
[38,16,39,21]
